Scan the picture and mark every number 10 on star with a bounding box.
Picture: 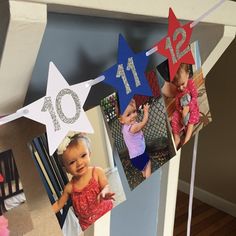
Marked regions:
[41,88,82,132]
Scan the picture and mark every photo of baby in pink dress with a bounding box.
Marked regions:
[171,63,200,149]
[157,41,212,150]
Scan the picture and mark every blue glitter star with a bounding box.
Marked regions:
[103,34,152,114]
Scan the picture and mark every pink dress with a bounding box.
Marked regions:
[0,173,9,236]
[0,216,9,236]
[171,79,200,134]
[71,167,113,231]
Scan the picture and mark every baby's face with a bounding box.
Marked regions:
[173,69,189,92]
[119,99,137,125]
[62,140,90,177]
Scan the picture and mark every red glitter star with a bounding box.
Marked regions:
[156,8,195,81]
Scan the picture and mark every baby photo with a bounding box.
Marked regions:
[157,41,212,150]
[101,70,176,190]
[28,106,126,234]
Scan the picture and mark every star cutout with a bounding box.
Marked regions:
[156,8,195,81]
[102,34,152,114]
[19,62,94,155]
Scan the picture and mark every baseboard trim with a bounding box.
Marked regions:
[178,180,236,217]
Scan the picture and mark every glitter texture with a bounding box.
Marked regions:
[42,96,61,131]
[165,36,177,64]
[127,57,141,88]
[173,27,190,60]
[56,88,81,124]
[116,64,131,94]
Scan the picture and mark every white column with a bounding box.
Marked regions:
[0,0,47,114]
[157,150,181,236]
[83,211,111,236]
[94,212,111,236]
[203,25,236,77]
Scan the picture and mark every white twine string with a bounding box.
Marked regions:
[187,132,199,236]
[0,109,28,125]
[85,75,105,87]
[145,0,226,57]
[190,0,225,28]
[0,1,226,126]
[146,46,158,56]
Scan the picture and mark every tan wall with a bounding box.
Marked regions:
[179,38,236,204]
[0,118,62,235]
[86,106,111,170]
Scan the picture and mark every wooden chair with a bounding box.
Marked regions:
[0,150,24,215]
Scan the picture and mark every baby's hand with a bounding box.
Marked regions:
[141,103,150,123]
[143,103,150,114]
[97,185,115,203]
[97,192,115,203]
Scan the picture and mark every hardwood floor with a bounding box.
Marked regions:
[174,191,236,236]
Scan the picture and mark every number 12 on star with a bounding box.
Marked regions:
[165,27,191,64]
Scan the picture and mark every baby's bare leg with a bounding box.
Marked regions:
[144,160,151,178]
[174,133,181,149]
[183,124,194,145]
[141,170,145,177]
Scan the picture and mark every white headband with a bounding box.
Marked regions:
[57,131,81,155]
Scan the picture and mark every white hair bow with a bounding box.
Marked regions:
[57,131,80,155]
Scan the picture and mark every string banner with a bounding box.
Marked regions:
[0,3,225,156]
